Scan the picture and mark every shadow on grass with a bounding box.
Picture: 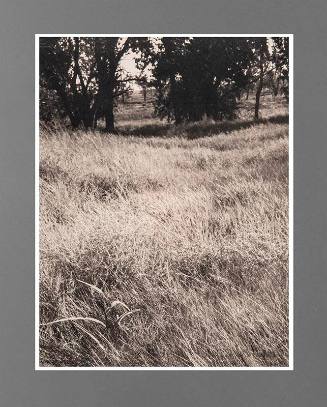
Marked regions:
[116,114,289,139]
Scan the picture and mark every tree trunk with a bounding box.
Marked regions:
[81,113,93,130]
[254,39,267,120]
[254,77,263,120]
[143,86,147,104]
[254,53,264,120]
[105,101,115,132]
[55,85,80,128]
[275,77,280,96]
[104,78,115,132]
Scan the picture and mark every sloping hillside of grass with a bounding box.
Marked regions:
[39,98,289,367]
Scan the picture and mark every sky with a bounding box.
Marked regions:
[120,51,140,77]
[119,50,151,90]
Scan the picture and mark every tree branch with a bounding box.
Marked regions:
[74,38,88,97]
[116,37,132,62]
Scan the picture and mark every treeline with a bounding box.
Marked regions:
[39,36,289,131]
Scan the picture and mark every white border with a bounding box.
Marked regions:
[35,33,294,371]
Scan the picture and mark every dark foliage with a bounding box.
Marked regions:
[150,38,254,123]
[39,36,289,129]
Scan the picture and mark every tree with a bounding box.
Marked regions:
[138,75,148,105]
[252,38,270,120]
[40,36,138,131]
[93,37,135,132]
[272,37,289,100]
[266,69,281,98]
[147,37,253,124]
[40,37,97,129]
[246,37,289,119]
[39,77,63,122]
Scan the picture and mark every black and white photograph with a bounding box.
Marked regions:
[36,34,292,369]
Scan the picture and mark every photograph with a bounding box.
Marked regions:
[36,34,292,369]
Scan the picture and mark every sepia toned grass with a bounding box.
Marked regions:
[39,96,289,367]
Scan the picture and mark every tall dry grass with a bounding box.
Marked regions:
[39,96,289,367]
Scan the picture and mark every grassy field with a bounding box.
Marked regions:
[39,94,289,367]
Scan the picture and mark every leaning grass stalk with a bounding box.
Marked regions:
[76,279,107,299]
[111,300,130,311]
[41,316,106,328]
[74,322,107,352]
[117,309,141,325]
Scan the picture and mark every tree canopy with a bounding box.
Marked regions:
[40,37,141,130]
[148,37,254,123]
[39,36,289,130]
